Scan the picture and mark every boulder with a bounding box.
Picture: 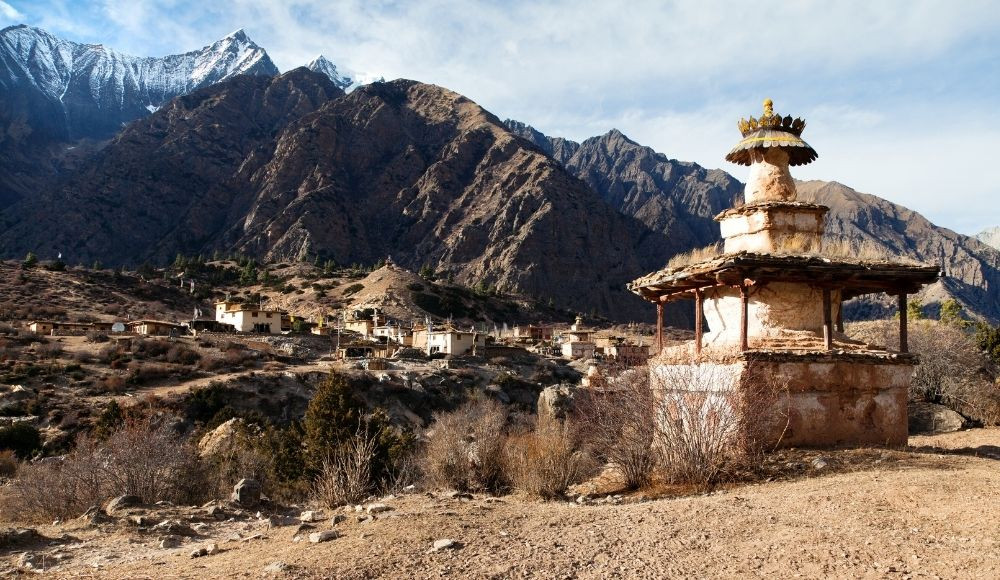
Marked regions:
[909,402,967,434]
[105,495,141,515]
[198,418,244,458]
[231,478,261,507]
[537,384,581,425]
[159,536,181,549]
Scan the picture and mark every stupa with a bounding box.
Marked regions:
[629,99,940,447]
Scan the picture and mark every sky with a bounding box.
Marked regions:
[3,0,999,234]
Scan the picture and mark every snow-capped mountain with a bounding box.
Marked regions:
[306,54,353,91]
[0,25,279,139]
[976,226,1000,251]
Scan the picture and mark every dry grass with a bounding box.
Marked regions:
[666,243,723,269]
[0,449,17,478]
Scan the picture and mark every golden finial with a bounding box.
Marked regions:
[763,98,774,117]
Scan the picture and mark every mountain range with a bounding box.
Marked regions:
[1,25,998,324]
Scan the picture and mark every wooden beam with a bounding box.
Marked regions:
[656,303,664,352]
[739,285,749,352]
[822,287,833,350]
[898,293,908,353]
[694,289,703,357]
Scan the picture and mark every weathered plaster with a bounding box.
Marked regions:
[744,148,796,203]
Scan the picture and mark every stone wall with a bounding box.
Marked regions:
[651,352,912,448]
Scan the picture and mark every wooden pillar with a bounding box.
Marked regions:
[656,302,664,352]
[822,287,833,350]
[835,295,844,333]
[898,292,908,353]
[694,289,703,357]
[739,285,749,352]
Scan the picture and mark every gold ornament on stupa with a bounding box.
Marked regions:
[725,98,817,166]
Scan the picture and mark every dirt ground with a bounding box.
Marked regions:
[4,428,999,579]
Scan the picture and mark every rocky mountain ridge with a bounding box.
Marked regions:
[975,226,1000,251]
[0,70,671,320]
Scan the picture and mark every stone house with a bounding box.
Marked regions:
[127,320,186,336]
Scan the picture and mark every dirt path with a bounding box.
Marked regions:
[7,428,998,579]
[111,362,334,401]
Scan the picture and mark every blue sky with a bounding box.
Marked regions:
[3,0,999,234]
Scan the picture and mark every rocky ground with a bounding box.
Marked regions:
[2,428,997,578]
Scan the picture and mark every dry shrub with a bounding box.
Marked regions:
[36,342,63,359]
[421,400,508,493]
[2,419,210,522]
[98,374,127,394]
[849,319,1000,424]
[651,364,786,486]
[0,449,17,478]
[126,362,173,384]
[576,367,658,489]
[312,426,378,507]
[504,422,594,499]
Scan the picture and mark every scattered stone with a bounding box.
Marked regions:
[309,530,339,543]
[357,515,374,523]
[243,533,265,542]
[159,536,181,549]
[205,542,220,555]
[189,547,208,558]
[152,520,197,537]
[299,510,324,523]
[430,538,460,552]
[576,495,589,504]
[366,503,393,514]
[354,505,363,512]
[331,514,347,525]
[129,515,151,526]
[403,485,417,493]
[264,561,290,574]
[231,478,262,508]
[206,505,227,518]
[811,457,829,470]
[105,495,141,514]
[17,552,42,570]
[266,515,297,529]
[443,491,473,500]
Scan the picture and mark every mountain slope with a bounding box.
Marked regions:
[0,72,671,320]
[505,121,743,258]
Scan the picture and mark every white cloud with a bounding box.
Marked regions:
[11,0,1000,232]
[0,0,23,21]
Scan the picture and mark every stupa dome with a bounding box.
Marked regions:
[725,98,817,166]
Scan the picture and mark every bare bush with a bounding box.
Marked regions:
[312,426,378,507]
[2,419,210,522]
[651,364,786,486]
[0,449,17,478]
[576,367,658,489]
[421,400,508,493]
[505,423,594,499]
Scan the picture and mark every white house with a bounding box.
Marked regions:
[422,326,485,356]
[214,301,284,334]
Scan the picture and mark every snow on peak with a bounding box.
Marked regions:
[306,54,353,91]
[0,25,278,111]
